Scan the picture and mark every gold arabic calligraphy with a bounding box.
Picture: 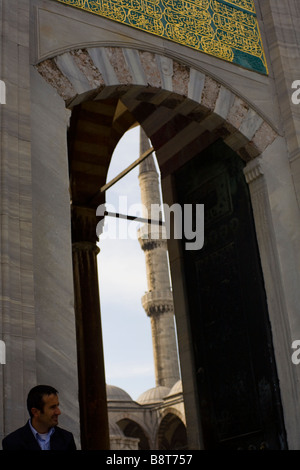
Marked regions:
[55,0,267,74]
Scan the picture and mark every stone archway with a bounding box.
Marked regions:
[35,45,279,449]
[157,412,187,450]
[36,46,277,169]
[118,418,151,450]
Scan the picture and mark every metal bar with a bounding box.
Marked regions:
[105,211,165,226]
[100,146,155,193]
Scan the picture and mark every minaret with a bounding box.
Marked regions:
[137,127,180,389]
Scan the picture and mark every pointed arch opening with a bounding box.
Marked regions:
[97,125,156,400]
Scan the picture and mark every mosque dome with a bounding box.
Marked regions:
[167,380,183,397]
[106,384,133,402]
[137,385,170,405]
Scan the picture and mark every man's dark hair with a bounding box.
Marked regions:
[27,385,58,418]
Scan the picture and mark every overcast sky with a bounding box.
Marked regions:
[97,125,156,401]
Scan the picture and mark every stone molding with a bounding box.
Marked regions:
[243,157,264,184]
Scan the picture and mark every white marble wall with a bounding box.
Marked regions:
[0,0,37,443]
[0,0,80,447]
[30,68,80,446]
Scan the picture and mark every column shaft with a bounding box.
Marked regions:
[72,207,109,450]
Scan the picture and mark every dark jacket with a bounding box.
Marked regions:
[2,421,76,450]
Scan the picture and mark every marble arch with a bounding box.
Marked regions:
[34,44,293,450]
[36,46,278,166]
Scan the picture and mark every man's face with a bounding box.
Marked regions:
[32,393,61,432]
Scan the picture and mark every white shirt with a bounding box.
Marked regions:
[29,419,55,450]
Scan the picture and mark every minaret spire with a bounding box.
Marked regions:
[137,127,180,389]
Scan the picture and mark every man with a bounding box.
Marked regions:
[2,385,76,450]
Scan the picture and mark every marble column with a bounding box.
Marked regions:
[244,141,300,449]
[71,205,110,450]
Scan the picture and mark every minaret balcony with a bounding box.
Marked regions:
[141,289,174,316]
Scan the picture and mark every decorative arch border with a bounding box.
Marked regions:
[35,46,278,163]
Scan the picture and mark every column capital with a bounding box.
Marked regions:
[72,241,100,254]
[243,157,264,184]
[71,205,101,244]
